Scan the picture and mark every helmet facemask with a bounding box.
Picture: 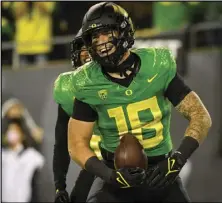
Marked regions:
[83,23,134,73]
[70,39,91,69]
[81,2,135,74]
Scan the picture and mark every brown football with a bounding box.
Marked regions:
[114,133,148,170]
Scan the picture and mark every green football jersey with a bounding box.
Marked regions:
[72,48,176,157]
[54,71,75,117]
[53,71,102,159]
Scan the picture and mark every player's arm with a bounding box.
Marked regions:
[146,73,212,188]
[175,91,212,143]
[53,105,70,191]
[68,118,95,166]
[68,99,146,188]
[166,73,212,148]
[68,98,113,180]
[164,49,212,147]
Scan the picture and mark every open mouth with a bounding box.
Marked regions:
[84,57,91,63]
[82,57,91,63]
[98,45,115,57]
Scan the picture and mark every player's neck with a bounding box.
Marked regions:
[107,51,131,79]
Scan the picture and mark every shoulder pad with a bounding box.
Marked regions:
[53,71,75,105]
[72,61,99,92]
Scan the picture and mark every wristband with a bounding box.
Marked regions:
[176,136,199,161]
[85,156,113,182]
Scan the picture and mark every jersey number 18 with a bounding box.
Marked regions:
[107,96,164,149]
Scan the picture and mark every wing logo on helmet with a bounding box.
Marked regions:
[120,21,127,28]
[89,23,102,29]
[112,4,128,18]
[112,4,135,34]
[90,24,97,28]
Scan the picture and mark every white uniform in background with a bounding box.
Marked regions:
[2,144,45,202]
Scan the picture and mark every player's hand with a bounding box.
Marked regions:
[54,189,70,203]
[110,167,146,188]
[145,151,186,189]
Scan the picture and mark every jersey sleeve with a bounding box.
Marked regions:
[155,48,177,92]
[53,72,76,116]
[71,61,101,105]
[53,74,64,104]
[164,49,177,91]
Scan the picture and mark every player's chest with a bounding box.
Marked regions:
[93,81,165,122]
[92,77,164,106]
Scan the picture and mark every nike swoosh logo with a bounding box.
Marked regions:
[147,74,158,83]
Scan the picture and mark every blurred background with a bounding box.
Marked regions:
[1,1,222,202]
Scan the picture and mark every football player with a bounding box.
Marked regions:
[67,2,212,202]
[53,28,102,203]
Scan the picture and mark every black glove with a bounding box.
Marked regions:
[55,189,70,203]
[145,151,186,189]
[109,167,146,188]
[85,156,147,189]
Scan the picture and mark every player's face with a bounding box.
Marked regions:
[80,45,91,65]
[91,29,118,57]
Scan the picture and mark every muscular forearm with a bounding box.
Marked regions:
[68,118,113,182]
[68,131,113,182]
[175,91,212,144]
[69,140,96,168]
[68,118,96,168]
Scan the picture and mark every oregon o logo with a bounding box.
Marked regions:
[125,89,133,96]
[90,24,97,28]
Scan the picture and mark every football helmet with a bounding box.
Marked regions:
[81,2,135,72]
[70,28,91,69]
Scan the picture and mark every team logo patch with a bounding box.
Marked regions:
[125,89,133,96]
[98,89,108,100]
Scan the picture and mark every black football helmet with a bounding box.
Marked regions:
[81,2,135,72]
[70,28,91,69]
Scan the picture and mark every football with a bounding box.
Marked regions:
[114,133,148,170]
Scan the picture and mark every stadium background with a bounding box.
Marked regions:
[2,1,222,202]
